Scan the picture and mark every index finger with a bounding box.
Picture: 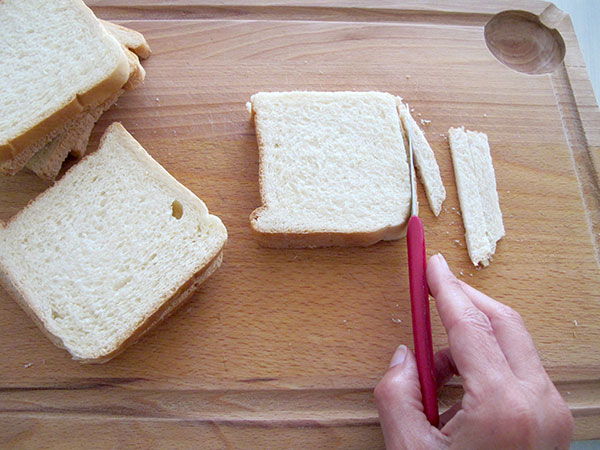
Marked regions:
[427,254,513,389]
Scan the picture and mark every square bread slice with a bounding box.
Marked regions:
[0,0,130,174]
[0,123,227,363]
[397,101,446,216]
[448,126,504,266]
[248,91,412,248]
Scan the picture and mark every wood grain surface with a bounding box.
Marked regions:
[1,0,599,446]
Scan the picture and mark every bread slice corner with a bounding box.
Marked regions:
[0,123,227,362]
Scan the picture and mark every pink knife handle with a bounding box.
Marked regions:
[406,215,439,427]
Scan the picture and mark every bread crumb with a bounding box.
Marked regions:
[23,363,33,368]
[468,273,473,277]
[459,271,464,276]
[343,319,347,323]
[405,74,411,79]
[391,317,402,324]
[155,97,160,102]
[420,119,431,125]
[483,113,488,117]
[410,107,415,112]
[573,320,578,327]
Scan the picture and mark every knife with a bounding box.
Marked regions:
[406,123,439,427]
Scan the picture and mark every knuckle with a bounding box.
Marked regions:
[445,274,464,291]
[454,306,493,335]
[499,304,524,326]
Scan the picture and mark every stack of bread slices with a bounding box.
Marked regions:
[0,0,150,181]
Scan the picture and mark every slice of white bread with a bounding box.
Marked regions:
[448,127,504,266]
[397,101,446,216]
[248,91,411,248]
[24,20,151,181]
[0,0,131,174]
[0,123,227,362]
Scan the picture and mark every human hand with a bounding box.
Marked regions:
[374,254,573,449]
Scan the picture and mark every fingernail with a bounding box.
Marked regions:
[437,253,450,271]
[389,345,408,368]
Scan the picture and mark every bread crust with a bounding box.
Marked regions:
[0,54,129,173]
[26,44,146,180]
[0,123,227,363]
[249,93,411,248]
[99,19,151,60]
[25,93,119,180]
[250,209,407,248]
[77,251,224,363]
[0,249,224,364]
[0,17,132,173]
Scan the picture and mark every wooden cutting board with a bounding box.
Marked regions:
[1,0,599,446]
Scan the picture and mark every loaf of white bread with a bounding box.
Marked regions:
[0,124,227,363]
[0,0,150,181]
[448,127,504,266]
[247,91,445,247]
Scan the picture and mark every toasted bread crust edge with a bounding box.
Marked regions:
[0,44,130,170]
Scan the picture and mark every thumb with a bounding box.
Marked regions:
[374,345,442,449]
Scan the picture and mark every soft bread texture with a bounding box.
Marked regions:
[249,91,412,248]
[23,22,149,180]
[0,0,130,172]
[397,101,446,216]
[448,127,504,266]
[0,123,227,362]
